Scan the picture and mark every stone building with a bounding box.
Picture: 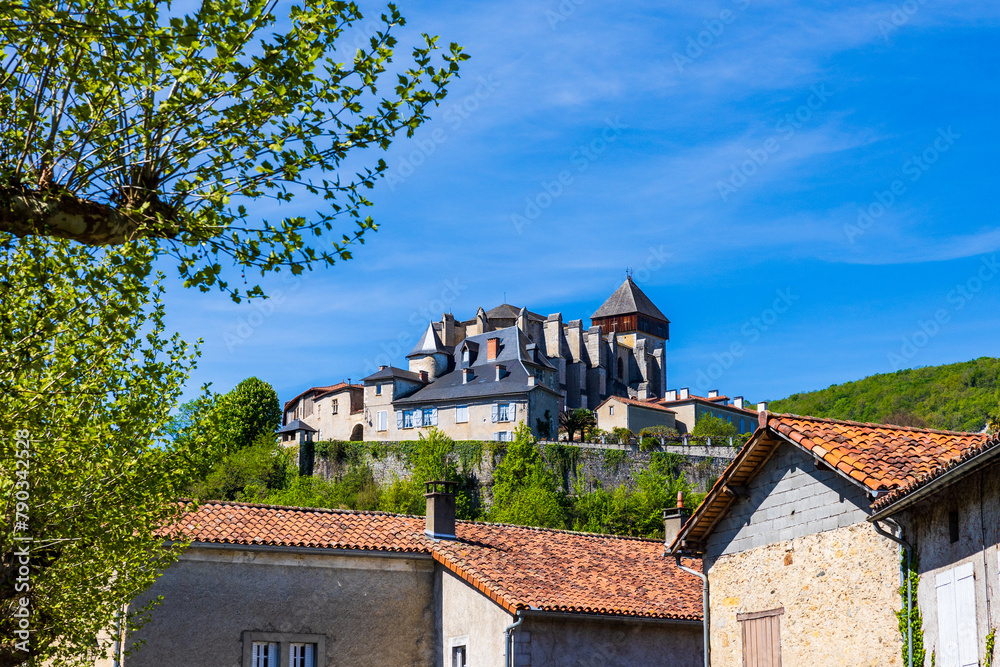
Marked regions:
[594,395,677,434]
[668,412,991,667]
[869,432,1000,667]
[658,389,758,435]
[125,489,705,666]
[282,382,365,441]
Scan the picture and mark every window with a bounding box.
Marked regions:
[617,357,624,379]
[376,410,387,432]
[462,348,470,364]
[493,403,514,423]
[422,408,438,427]
[494,431,511,442]
[936,562,978,667]
[452,645,467,667]
[609,406,614,416]
[331,399,338,415]
[403,409,419,428]
[290,643,316,667]
[738,608,783,666]
[949,510,960,543]
[456,405,469,423]
[251,642,278,667]
[375,384,382,396]
[243,633,324,667]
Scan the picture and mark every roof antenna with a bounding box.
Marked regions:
[626,268,633,280]
[504,291,507,304]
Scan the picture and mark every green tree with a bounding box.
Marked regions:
[216,377,281,452]
[488,424,565,528]
[189,432,294,502]
[0,0,468,300]
[559,408,596,442]
[691,412,738,444]
[0,237,224,667]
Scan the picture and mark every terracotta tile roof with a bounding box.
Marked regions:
[668,413,990,554]
[284,382,360,411]
[598,395,676,414]
[170,501,702,621]
[871,432,1000,513]
[766,413,989,491]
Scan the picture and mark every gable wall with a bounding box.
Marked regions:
[706,441,872,559]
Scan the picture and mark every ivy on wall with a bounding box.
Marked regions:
[897,553,926,667]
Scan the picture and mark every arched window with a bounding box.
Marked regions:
[617,357,624,379]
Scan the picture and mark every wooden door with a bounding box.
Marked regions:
[738,608,783,667]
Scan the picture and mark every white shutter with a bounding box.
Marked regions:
[955,563,979,667]
[509,403,516,421]
[431,408,438,426]
[936,567,961,667]
[396,410,403,429]
[305,644,315,667]
[491,404,498,423]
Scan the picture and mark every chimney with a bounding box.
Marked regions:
[678,388,690,400]
[424,480,458,540]
[664,389,677,402]
[418,370,429,383]
[733,396,744,409]
[495,364,506,381]
[462,368,474,384]
[487,337,500,361]
[757,401,768,412]
[663,492,690,549]
[379,365,387,371]
[758,402,769,429]
[707,389,719,398]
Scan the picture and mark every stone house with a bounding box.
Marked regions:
[658,389,757,435]
[667,412,991,667]
[594,395,677,434]
[282,382,365,442]
[362,326,561,442]
[126,488,705,667]
[868,432,1000,667]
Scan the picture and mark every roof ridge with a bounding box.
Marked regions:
[454,517,666,543]
[773,412,987,437]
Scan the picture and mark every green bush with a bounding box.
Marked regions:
[611,427,633,444]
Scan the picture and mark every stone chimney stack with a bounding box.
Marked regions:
[462,368,474,384]
[418,370,429,383]
[664,389,677,402]
[663,491,690,549]
[495,364,506,381]
[679,388,690,399]
[487,337,500,361]
[733,396,744,409]
[708,389,719,398]
[424,480,458,540]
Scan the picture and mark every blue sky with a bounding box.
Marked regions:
[163,0,1000,407]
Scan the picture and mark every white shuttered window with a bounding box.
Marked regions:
[935,562,978,667]
[377,411,387,432]
[251,642,278,667]
[456,405,469,423]
[289,643,315,667]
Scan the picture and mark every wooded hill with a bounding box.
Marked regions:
[770,357,1000,433]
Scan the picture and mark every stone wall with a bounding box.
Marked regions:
[706,522,903,667]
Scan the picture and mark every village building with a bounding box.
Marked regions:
[282,382,365,441]
[667,412,992,667]
[594,395,677,434]
[869,432,1000,667]
[659,389,758,435]
[125,485,705,666]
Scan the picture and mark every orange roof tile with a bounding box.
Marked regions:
[668,413,990,554]
[598,395,676,414]
[169,501,703,621]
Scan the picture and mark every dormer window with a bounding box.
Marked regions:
[462,348,470,364]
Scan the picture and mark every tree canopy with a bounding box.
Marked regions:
[0,0,468,300]
[215,376,281,452]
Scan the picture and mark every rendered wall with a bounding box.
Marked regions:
[125,547,436,667]
[437,569,512,667]
[707,522,902,667]
[894,460,1000,666]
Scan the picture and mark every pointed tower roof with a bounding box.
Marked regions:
[591,277,669,322]
[406,322,447,358]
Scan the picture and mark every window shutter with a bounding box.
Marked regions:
[396,411,403,429]
[955,563,979,667]
[509,403,516,421]
[937,568,960,667]
[491,404,498,423]
[431,408,438,426]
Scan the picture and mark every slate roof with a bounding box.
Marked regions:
[669,412,991,554]
[395,326,557,405]
[407,322,449,358]
[170,501,703,621]
[591,278,669,322]
[486,304,546,322]
[277,419,317,434]
[361,366,427,383]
